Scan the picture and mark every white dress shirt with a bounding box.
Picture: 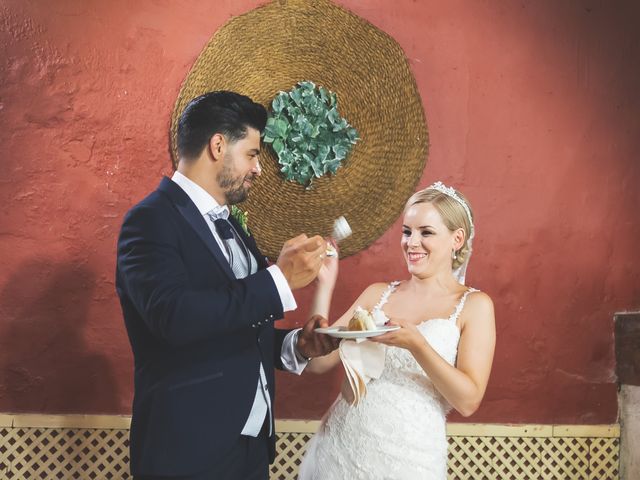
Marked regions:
[171,171,308,437]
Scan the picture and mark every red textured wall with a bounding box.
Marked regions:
[1,0,638,423]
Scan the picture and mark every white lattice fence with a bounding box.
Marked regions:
[0,415,619,479]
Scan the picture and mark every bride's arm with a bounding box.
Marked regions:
[304,283,389,374]
[371,292,495,417]
[300,251,339,374]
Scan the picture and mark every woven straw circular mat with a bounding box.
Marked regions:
[170,0,428,260]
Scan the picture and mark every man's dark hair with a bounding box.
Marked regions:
[177,91,267,161]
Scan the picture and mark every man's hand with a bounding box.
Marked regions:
[296,315,340,359]
[277,234,326,290]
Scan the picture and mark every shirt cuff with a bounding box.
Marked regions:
[281,328,308,375]
[267,265,297,312]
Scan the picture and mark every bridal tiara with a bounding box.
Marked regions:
[428,181,475,240]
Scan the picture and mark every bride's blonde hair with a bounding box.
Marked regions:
[405,186,474,270]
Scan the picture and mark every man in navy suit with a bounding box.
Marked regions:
[116,91,339,479]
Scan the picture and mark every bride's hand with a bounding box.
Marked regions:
[369,319,426,353]
[317,239,339,291]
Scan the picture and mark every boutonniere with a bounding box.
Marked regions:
[230,206,250,235]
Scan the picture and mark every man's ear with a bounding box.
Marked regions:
[208,133,226,161]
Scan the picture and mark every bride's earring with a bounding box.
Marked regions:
[451,249,457,260]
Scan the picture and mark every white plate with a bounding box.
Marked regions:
[315,325,400,339]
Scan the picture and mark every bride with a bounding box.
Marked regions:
[299,182,496,479]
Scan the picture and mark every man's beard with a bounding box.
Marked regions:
[217,156,255,205]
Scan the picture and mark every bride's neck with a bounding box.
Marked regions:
[407,270,459,296]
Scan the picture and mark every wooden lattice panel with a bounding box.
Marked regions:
[538,437,590,479]
[270,432,313,480]
[0,427,130,479]
[448,436,542,479]
[589,437,620,480]
[0,416,621,480]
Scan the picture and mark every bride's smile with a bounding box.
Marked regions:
[407,252,428,263]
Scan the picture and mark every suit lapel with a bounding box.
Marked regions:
[157,177,236,281]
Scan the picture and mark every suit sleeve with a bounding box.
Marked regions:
[273,327,292,370]
[117,205,284,348]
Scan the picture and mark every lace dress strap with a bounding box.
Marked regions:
[448,287,479,323]
[373,281,401,311]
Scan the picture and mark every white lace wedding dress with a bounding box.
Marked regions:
[298,282,477,480]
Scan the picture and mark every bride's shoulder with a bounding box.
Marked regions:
[359,282,394,302]
[466,289,492,303]
[465,290,493,310]
[460,290,495,326]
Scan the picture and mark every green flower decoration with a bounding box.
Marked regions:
[263,81,359,187]
[230,206,249,235]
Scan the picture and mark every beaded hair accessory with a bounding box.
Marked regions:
[428,181,475,240]
[428,181,475,284]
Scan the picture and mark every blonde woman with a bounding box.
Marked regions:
[299,182,496,479]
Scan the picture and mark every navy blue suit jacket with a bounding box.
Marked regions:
[116,177,290,477]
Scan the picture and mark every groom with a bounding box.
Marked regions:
[116,91,338,479]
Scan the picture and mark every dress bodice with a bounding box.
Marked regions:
[377,282,477,412]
